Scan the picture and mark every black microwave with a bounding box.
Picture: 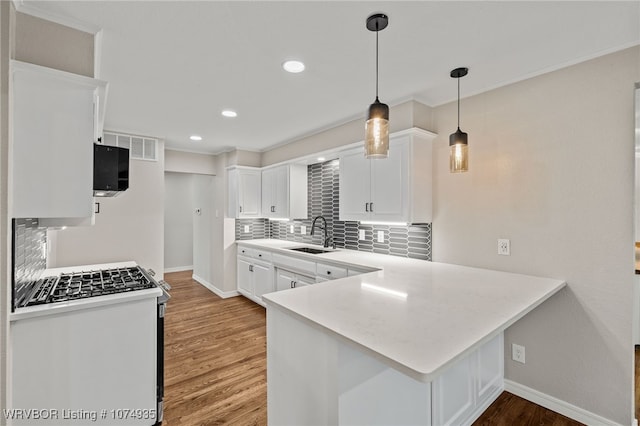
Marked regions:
[93,144,129,197]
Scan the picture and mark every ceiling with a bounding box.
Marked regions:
[22,1,640,154]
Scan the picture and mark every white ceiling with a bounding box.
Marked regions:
[23,1,640,154]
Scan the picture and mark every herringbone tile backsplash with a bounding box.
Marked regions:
[235,159,431,261]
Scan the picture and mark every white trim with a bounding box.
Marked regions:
[163,266,193,273]
[93,29,103,79]
[12,0,101,34]
[504,379,623,426]
[192,274,240,299]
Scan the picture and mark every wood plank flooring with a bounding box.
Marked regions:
[162,271,587,425]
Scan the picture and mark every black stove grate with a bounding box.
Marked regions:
[21,266,156,308]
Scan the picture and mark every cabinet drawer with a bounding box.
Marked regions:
[272,254,316,275]
[253,249,272,262]
[238,246,256,258]
[237,246,272,262]
[316,263,347,280]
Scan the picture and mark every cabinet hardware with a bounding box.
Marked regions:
[370,202,374,212]
[95,202,100,214]
[271,206,275,213]
[365,203,369,212]
[258,254,262,257]
[327,271,331,275]
[249,265,253,272]
[290,280,294,288]
[239,206,242,213]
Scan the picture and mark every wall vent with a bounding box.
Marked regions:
[103,131,158,161]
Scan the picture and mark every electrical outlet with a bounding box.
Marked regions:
[498,239,510,255]
[243,225,250,233]
[300,225,306,235]
[289,225,294,233]
[512,343,525,364]
[377,230,384,243]
[359,229,366,240]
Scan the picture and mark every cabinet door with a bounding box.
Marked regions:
[295,274,315,288]
[370,141,408,222]
[239,170,261,217]
[253,263,274,299]
[272,166,289,218]
[237,257,253,294]
[276,268,296,291]
[339,151,370,221]
[262,168,276,218]
[12,64,95,220]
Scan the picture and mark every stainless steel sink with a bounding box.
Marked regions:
[288,247,331,254]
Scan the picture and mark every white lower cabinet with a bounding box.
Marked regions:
[432,333,504,425]
[237,255,274,306]
[276,267,314,290]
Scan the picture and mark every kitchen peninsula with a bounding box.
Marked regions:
[244,239,566,425]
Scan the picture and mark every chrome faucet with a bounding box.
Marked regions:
[310,215,334,248]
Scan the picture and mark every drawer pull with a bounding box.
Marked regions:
[326,271,331,275]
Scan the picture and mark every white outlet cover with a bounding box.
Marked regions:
[498,238,511,256]
[289,225,294,233]
[359,229,366,240]
[512,343,525,364]
[377,230,384,243]
[300,225,306,235]
[243,225,250,233]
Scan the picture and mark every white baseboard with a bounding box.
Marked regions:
[504,379,623,426]
[164,265,193,273]
[192,274,240,299]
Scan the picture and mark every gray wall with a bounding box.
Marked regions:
[164,173,194,271]
[432,46,640,424]
[14,12,94,77]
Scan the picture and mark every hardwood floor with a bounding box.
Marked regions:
[163,271,267,425]
[162,271,584,425]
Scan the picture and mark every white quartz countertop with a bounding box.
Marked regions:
[11,261,162,322]
[244,239,566,382]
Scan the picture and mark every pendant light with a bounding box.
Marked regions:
[364,13,389,159]
[449,67,469,173]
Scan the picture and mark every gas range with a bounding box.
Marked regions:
[19,266,157,308]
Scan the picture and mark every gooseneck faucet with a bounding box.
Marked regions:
[310,215,334,248]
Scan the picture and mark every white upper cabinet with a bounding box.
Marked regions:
[339,128,435,224]
[227,166,262,218]
[11,61,108,226]
[261,164,307,219]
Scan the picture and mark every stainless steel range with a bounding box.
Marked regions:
[18,266,157,307]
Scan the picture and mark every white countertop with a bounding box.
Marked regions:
[11,261,162,322]
[244,239,566,382]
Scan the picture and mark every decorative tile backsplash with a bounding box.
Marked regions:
[235,159,432,261]
[12,218,47,310]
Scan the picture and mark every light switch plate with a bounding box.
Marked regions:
[300,225,306,235]
[359,229,366,240]
[377,230,384,243]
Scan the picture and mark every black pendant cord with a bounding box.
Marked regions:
[457,77,460,129]
[375,25,379,100]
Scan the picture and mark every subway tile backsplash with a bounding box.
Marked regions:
[235,159,432,261]
[12,218,47,309]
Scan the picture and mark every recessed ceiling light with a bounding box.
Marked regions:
[190,135,202,141]
[282,60,305,73]
[222,110,238,118]
[317,157,326,162]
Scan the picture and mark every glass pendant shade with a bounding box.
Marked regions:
[449,128,468,173]
[365,98,389,158]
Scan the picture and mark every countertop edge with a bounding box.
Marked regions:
[263,279,566,383]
